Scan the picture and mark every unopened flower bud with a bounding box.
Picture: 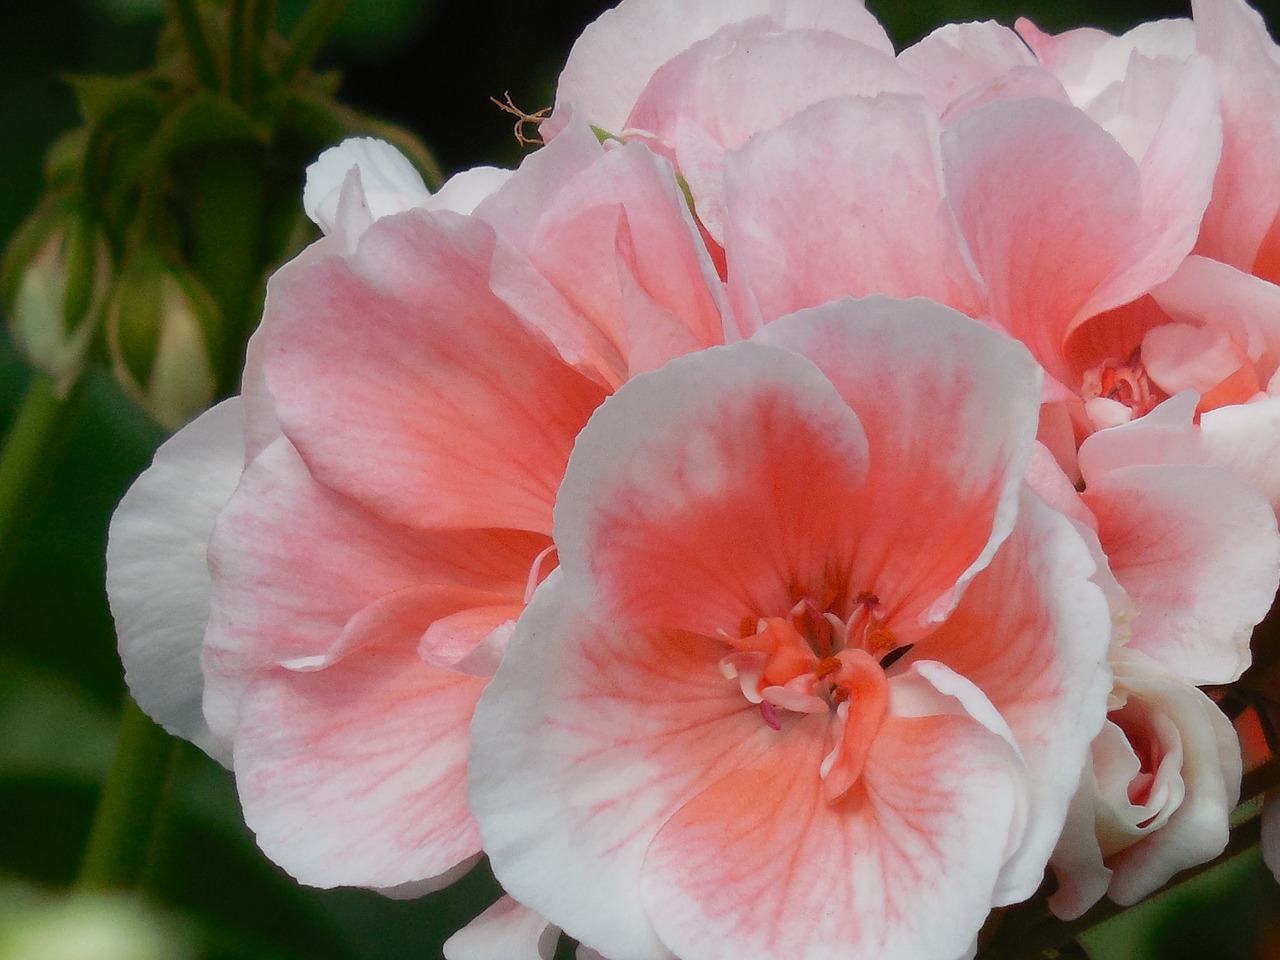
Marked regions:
[1,200,111,396]
[106,249,221,431]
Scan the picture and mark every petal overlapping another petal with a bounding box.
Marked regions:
[234,594,489,890]
[259,210,607,534]
[553,340,872,636]
[544,0,893,140]
[203,435,541,743]
[755,298,1043,630]
[723,96,982,334]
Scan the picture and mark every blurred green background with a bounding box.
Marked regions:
[4,0,1280,957]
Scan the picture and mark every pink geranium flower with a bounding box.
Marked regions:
[107,125,727,892]
[470,298,1113,960]
[930,0,1280,508]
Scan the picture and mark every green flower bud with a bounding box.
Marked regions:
[1,200,112,396]
[106,249,221,431]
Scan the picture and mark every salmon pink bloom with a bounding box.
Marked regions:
[989,0,1280,506]
[470,297,1113,960]
[107,127,727,893]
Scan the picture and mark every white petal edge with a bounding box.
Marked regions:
[106,397,245,765]
[444,896,560,960]
[303,137,431,235]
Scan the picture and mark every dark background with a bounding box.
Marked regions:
[3,1,1280,958]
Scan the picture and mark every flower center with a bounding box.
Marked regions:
[1079,348,1167,419]
[718,593,905,802]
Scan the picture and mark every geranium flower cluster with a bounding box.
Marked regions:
[106,1,1280,958]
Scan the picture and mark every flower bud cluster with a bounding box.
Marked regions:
[1,0,441,430]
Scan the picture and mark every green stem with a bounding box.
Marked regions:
[229,0,258,107]
[276,0,350,86]
[76,698,177,889]
[167,0,223,91]
[254,0,276,45]
[0,373,68,572]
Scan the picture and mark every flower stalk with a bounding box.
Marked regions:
[0,373,73,578]
[277,0,351,87]
[76,697,177,890]
[166,0,222,91]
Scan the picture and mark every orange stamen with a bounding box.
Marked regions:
[867,627,897,656]
[814,656,842,679]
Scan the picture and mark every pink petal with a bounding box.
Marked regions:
[1200,396,1280,512]
[898,20,1039,113]
[474,116,607,251]
[724,95,984,334]
[628,22,924,243]
[1017,17,1196,107]
[1047,763,1113,921]
[1141,321,1257,401]
[1083,463,1280,684]
[640,707,1026,960]
[106,398,244,764]
[1152,255,1280,389]
[203,436,542,742]
[1076,390,1207,479]
[554,340,871,636]
[921,488,1113,901]
[544,0,893,140]
[1103,661,1240,905]
[444,897,559,960]
[233,588,489,889]
[478,118,727,389]
[1192,0,1280,270]
[1072,53,1221,322]
[1052,655,1241,915]
[260,210,607,533]
[471,571,769,960]
[419,604,522,677]
[755,297,1043,630]
[517,141,728,378]
[942,97,1142,384]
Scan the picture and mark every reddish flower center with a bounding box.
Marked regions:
[718,592,905,802]
[1079,348,1167,418]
